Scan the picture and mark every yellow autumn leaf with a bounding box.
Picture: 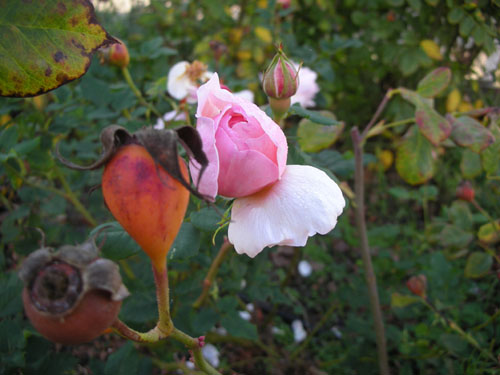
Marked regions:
[420,40,443,61]
[254,27,272,44]
[446,89,461,112]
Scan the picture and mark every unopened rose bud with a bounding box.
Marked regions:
[456,181,475,202]
[262,47,299,100]
[406,275,427,298]
[99,39,130,68]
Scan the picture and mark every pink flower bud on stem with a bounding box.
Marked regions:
[262,46,299,123]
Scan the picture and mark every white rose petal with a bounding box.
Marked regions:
[153,110,186,130]
[238,311,251,321]
[228,165,345,257]
[167,61,194,100]
[201,343,220,368]
[292,320,307,343]
[298,260,313,277]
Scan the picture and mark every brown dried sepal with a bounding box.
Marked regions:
[56,125,209,200]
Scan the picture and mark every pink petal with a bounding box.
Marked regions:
[215,127,280,197]
[228,165,345,257]
[189,117,219,200]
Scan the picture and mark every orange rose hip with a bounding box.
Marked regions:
[102,144,190,270]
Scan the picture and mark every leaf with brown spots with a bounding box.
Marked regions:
[0,0,116,97]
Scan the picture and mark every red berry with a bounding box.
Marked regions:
[406,275,427,298]
[456,181,475,202]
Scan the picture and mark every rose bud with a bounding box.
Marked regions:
[99,39,130,68]
[18,239,129,345]
[262,46,299,120]
[456,181,475,202]
[406,275,427,298]
[262,46,299,100]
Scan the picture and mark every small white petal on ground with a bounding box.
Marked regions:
[202,343,220,368]
[298,260,313,277]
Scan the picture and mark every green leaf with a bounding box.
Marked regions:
[105,342,140,375]
[221,314,258,340]
[391,292,420,308]
[481,123,500,176]
[460,149,482,179]
[477,221,500,244]
[464,252,493,278]
[168,222,201,260]
[417,67,451,98]
[439,225,473,249]
[448,201,473,230]
[448,7,465,24]
[0,0,116,97]
[449,116,495,153]
[396,125,436,185]
[90,222,142,260]
[288,104,342,126]
[297,111,344,152]
[400,88,451,145]
[440,334,468,355]
[190,207,221,232]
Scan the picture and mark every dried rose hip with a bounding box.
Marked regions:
[19,239,129,345]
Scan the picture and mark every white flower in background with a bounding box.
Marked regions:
[233,89,254,103]
[331,326,342,339]
[153,110,186,130]
[202,343,220,368]
[291,64,320,108]
[167,61,213,103]
[168,60,255,104]
[292,320,307,342]
[298,260,312,277]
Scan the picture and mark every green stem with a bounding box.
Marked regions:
[351,127,391,375]
[53,165,97,227]
[152,263,174,335]
[193,240,233,309]
[421,298,498,363]
[289,303,339,360]
[121,67,162,119]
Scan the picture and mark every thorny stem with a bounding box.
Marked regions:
[121,67,163,120]
[351,126,390,375]
[360,90,392,141]
[193,240,233,309]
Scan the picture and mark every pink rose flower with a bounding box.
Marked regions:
[190,74,345,257]
[190,74,287,198]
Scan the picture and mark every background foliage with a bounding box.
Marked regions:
[1,0,500,374]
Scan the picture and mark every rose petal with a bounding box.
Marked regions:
[189,117,219,200]
[215,126,280,197]
[197,74,287,177]
[167,61,193,100]
[228,165,345,257]
[234,89,254,103]
[291,65,319,109]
